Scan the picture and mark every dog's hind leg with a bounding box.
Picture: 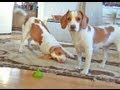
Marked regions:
[28,38,32,49]
[19,34,29,52]
[19,25,30,52]
[100,47,109,68]
[116,43,120,60]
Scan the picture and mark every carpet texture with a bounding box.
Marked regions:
[0,35,120,84]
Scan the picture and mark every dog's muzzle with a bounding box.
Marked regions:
[70,25,76,30]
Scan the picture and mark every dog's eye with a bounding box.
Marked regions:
[67,17,71,21]
[76,17,80,21]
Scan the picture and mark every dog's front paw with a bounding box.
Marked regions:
[70,54,76,59]
[68,54,78,60]
[80,69,89,75]
[67,53,75,59]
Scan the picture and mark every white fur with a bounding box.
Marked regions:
[38,23,60,54]
[38,23,67,61]
[19,17,36,52]
[51,52,66,63]
[19,16,74,62]
[66,11,120,74]
[68,11,80,32]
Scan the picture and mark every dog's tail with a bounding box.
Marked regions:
[13,8,30,25]
[13,8,27,16]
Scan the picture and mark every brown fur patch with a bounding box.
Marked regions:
[30,23,43,45]
[50,46,64,56]
[93,26,114,44]
[105,26,114,33]
[78,11,89,29]
[60,10,89,30]
[35,19,50,33]
[60,10,71,29]
[38,54,53,60]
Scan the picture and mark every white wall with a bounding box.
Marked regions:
[38,2,80,21]
[85,2,103,26]
[38,2,80,42]
[0,2,14,33]
[46,22,72,42]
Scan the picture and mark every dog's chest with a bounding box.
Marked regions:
[70,31,90,52]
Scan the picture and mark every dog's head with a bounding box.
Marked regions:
[50,46,66,63]
[60,10,89,32]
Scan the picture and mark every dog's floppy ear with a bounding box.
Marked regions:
[79,11,89,29]
[60,10,71,29]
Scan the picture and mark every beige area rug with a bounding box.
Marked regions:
[0,32,120,84]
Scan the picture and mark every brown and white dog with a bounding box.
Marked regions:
[19,17,75,63]
[16,9,74,63]
[60,10,120,74]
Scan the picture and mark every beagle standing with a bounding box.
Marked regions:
[60,10,120,74]
[16,8,74,63]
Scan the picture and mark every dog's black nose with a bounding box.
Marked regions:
[70,25,76,29]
